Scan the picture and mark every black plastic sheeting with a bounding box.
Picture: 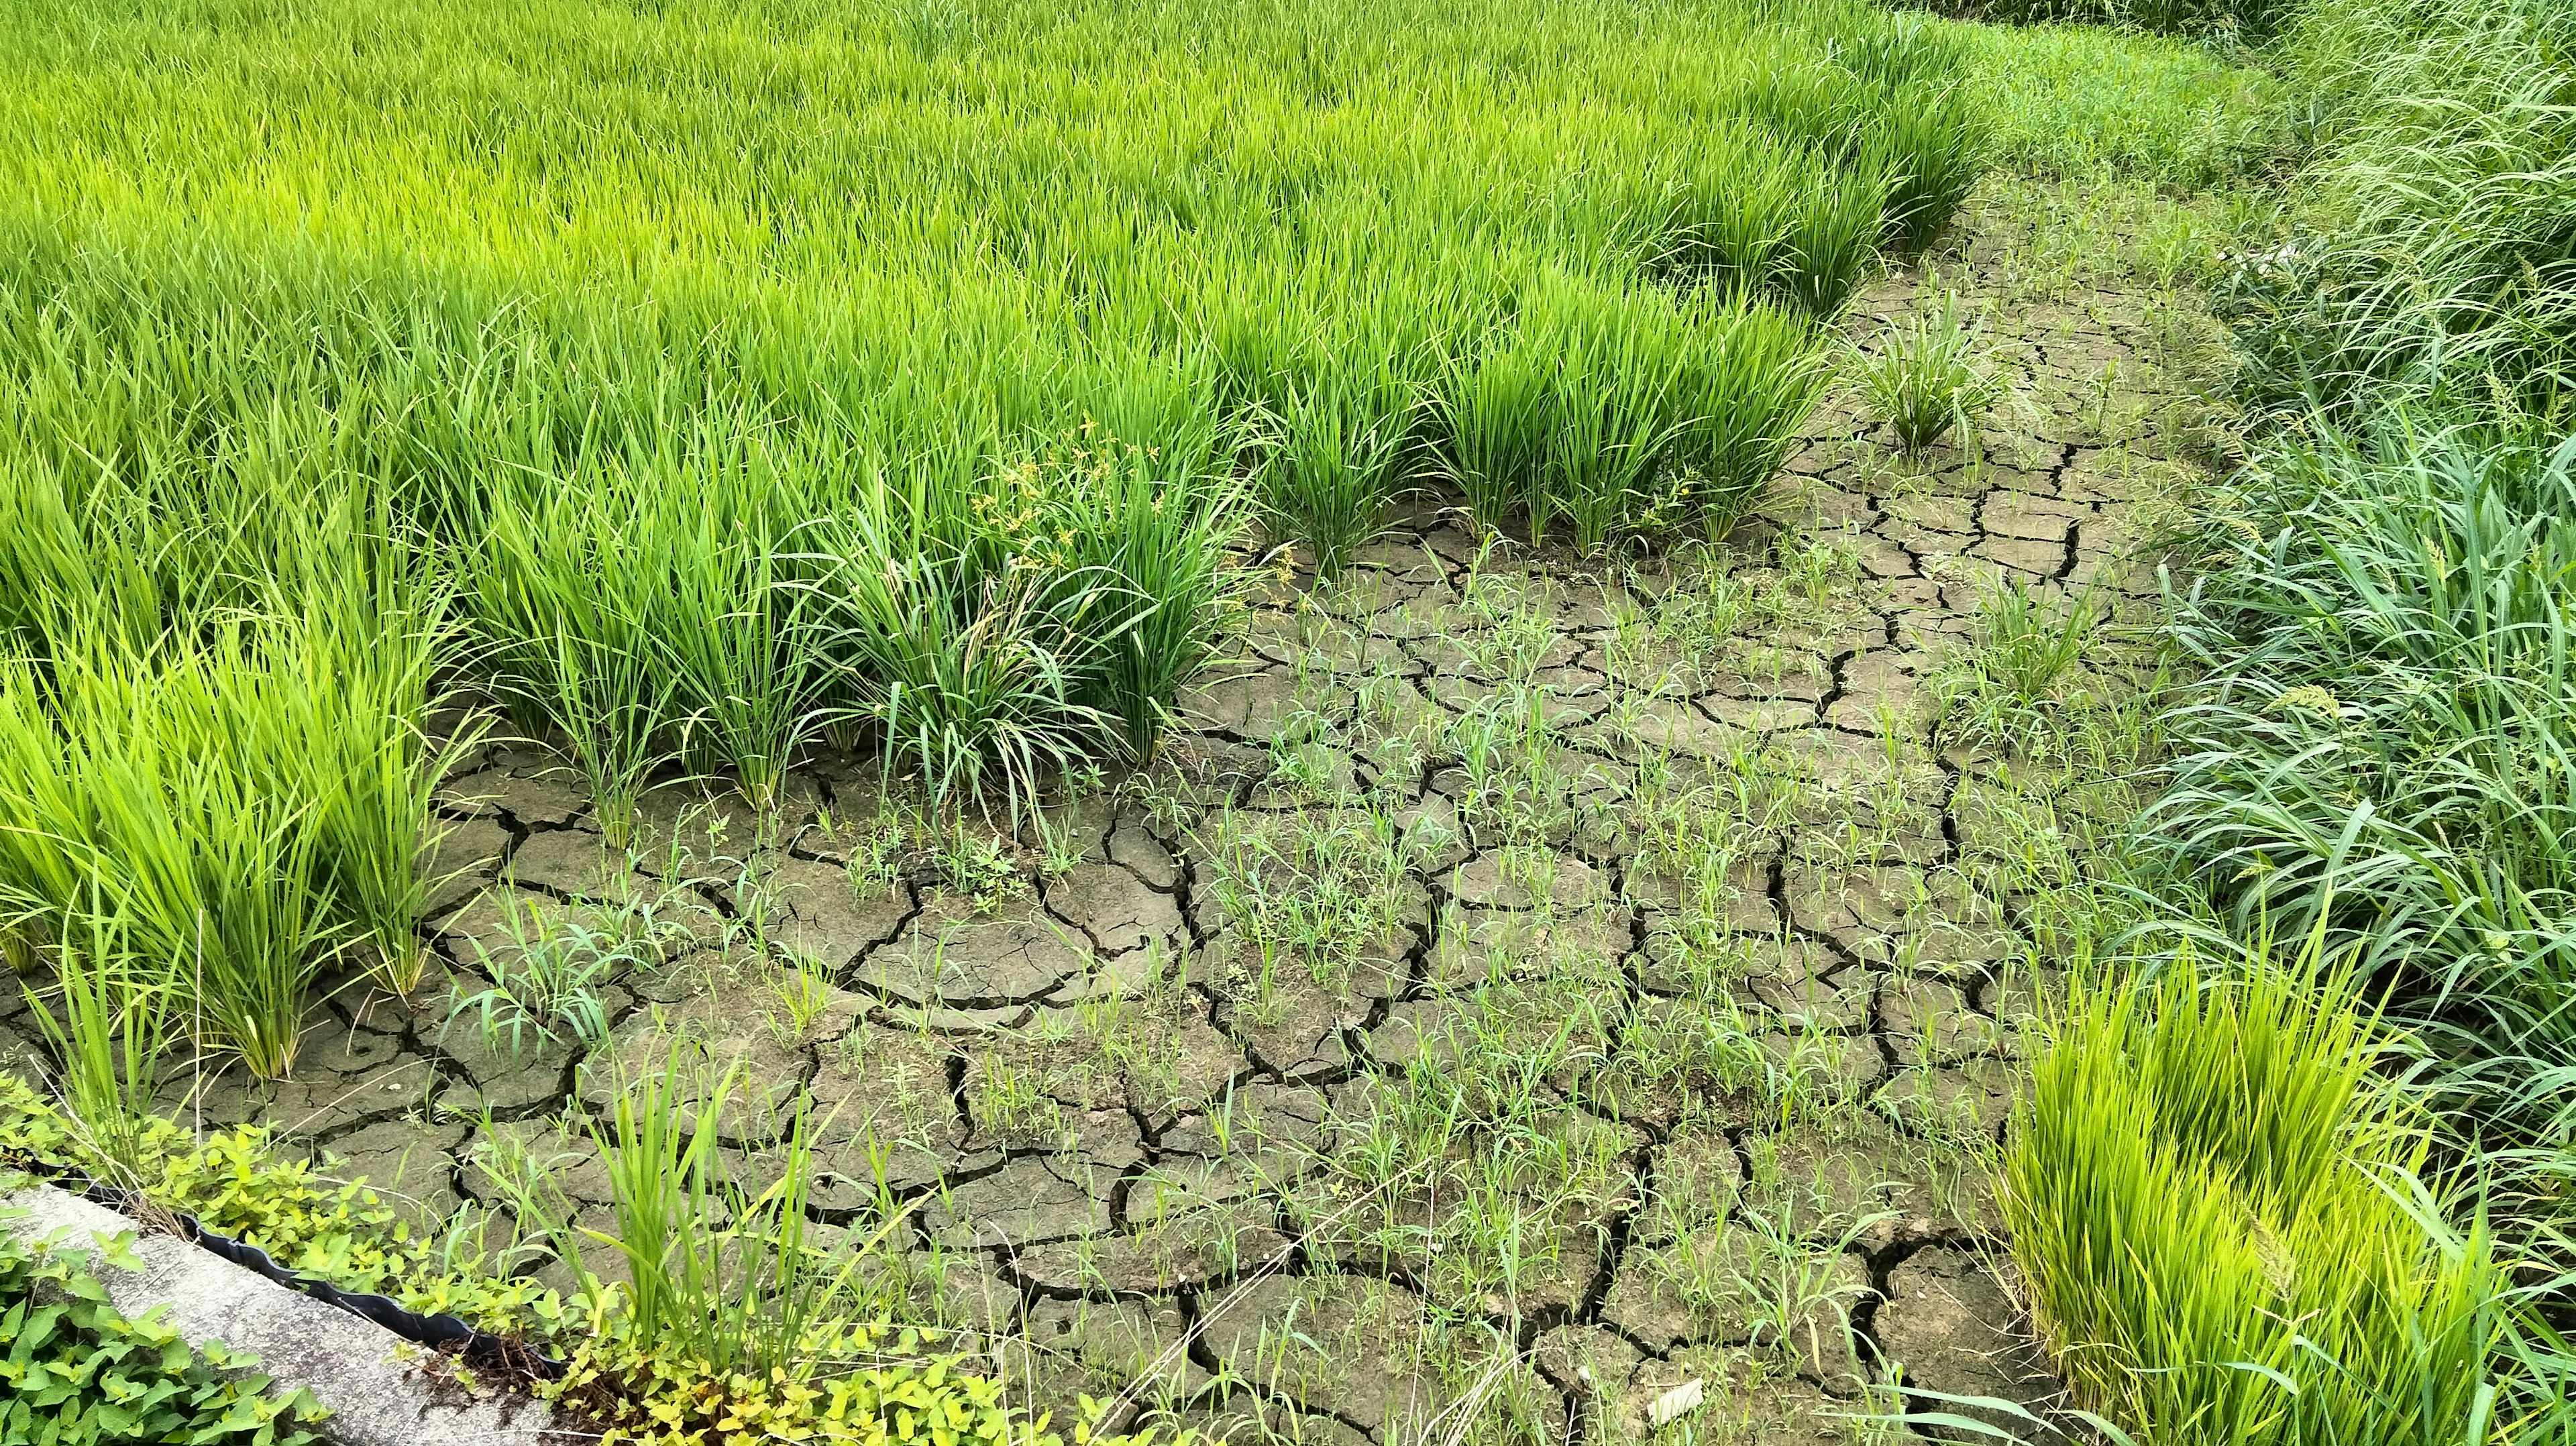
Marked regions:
[15,1154,566,1380]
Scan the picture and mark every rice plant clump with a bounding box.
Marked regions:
[1849,291,2000,452]
[2006,954,2544,1445]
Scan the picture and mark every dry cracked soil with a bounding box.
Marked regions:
[0,182,2220,1446]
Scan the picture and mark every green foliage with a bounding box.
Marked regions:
[1850,290,1999,451]
[443,892,636,1061]
[1966,21,2274,184]
[544,1311,1048,1446]
[1256,364,1419,577]
[2221,0,2576,421]
[0,1075,1150,1446]
[15,893,169,1178]
[2006,954,2548,1444]
[799,434,1236,824]
[1945,0,2286,40]
[0,641,335,1078]
[2151,425,2576,1266]
[1930,574,2139,765]
[0,1218,329,1446]
[0,1076,566,1339]
[1439,274,1825,548]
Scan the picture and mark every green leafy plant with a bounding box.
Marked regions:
[1438,274,1824,548]
[1850,292,2001,453]
[0,1217,330,1446]
[443,897,630,1060]
[0,1077,567,1339]
[538,1048,890,1380]
[802,474,1122,830]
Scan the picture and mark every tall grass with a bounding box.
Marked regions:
[15,886,172,1178]
[2220,0,2576,420]
[2152,425,2576,1263]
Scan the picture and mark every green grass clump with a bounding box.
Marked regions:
[1850,290,1999,451]
[1440,273,1825,548]
[1,641,335,1078]
[2006,955,2544,1444]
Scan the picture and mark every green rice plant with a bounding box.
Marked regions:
[996,423,1246,760]
[1437,276,1824,547]
[799,467,1125,829]
[461,446,830,818]
[1257,367,1417,576]
[16,885,172,1179]
[442,893,631,1061]
[1851,291,2000,452]
[2006,948,2540,1445]
[1974,576,2094,704]
[1529,284,1702,553]
[1747,52,1878,165]
[1658,125,1809,296]
[0,665,89,969]
[1933,575,2117,761]
[640,474,818,813]
[256,575,477,998]
[461,482,685,848]
[1437,339,1552,535]
[537,1045,903,1381]
[1872,80,1990,255]
[1664,294,1833,536]
[10,640,339,1080]
[1781,142,1896,317]
[104,706,334,1081]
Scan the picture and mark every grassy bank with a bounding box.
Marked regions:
[1996,0,2576,1435]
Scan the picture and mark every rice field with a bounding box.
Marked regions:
[3,0,2572,1443]
[0,0,1984,1074]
